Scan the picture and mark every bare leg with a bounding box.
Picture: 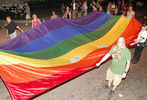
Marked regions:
[103,80,113,88]
[25,19,29,25]
[112,85,118,90]
[108,80,113,87]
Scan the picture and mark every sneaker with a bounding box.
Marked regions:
[109,90,115,95]
[25,23,28,26]
[103,84,110,89]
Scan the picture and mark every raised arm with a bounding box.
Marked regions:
[16,26,24,33]
[96,53,111,67]
[130,37,144,46]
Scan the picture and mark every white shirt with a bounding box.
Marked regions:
[127,11,135,18]
[83,1,88,10]
[137,30,147,43]
[73,3,76,10]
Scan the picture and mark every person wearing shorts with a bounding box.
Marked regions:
[5,16,23,39]
[96,37,131,95]
[24,2,31,25]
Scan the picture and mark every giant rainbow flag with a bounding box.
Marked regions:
[0,11,141,100]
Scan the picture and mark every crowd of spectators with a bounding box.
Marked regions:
[60,0,136,19]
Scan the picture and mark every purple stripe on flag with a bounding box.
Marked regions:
[0,11,101,50]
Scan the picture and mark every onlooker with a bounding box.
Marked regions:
[70,2,73,12]
[122,2,127,16]
[61,3,65,16]
[117,0,122,15]
[63,6,72,19]
[23,2,31,25]
[5,16,23,39]
[77,2,82,18]
[126,6,135,18]
[92,5,97,11]
[72,0,77,19]
[110,2,116,15]
[114,7,118,15]
[82,0,88,16]
[50,11,58,20]
[99,5,103,12]
[96,37,131,95]
[89,1,94,12]
[130,24,147,64]
[32,14,41,28]
[96,0,100,10]
[107,2,112,14]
